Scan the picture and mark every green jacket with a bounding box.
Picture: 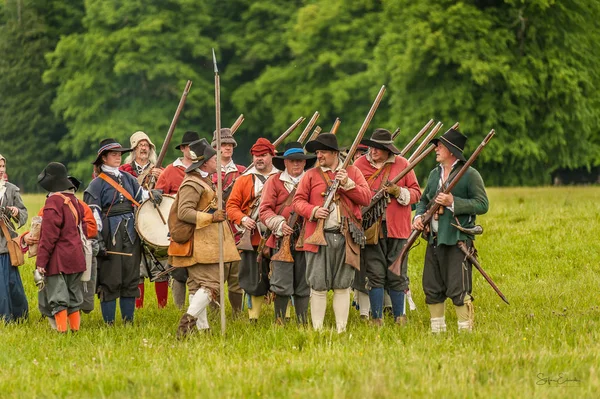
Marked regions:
[415,163,488,246]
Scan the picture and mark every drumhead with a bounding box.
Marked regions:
[135,195,175,248]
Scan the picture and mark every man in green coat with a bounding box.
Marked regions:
[413,128,488,333]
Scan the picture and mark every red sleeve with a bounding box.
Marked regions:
[36,198,63,268]
[292,171,318,219]
[155,165,172,193]
[81,202,98,238]
[342,166,371,207]
[119,163,136,177]
[258,175,279,224]
[226,175,251,225]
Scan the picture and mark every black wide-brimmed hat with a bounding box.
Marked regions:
[185,138,217,173]
[272,142,317,171]
[92,138,133,165]
[38,162,76,193]
[430,128,467,162]
[305,133,340,153]
[176,131,200,150]
[361,128,401,154]
[68,176,82,192]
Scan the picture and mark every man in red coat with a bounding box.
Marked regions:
[354,128,422,326]
[258,142,316,325]
[36,162,87,333]
[292,133,371,333]
[155,131,199,309]
[226,138,279,321]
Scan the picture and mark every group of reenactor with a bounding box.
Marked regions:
[0,118,490,338]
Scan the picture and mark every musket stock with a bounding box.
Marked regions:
[230,114,244,134]
[270,213,300,262]
[330,118,341,135]
[400,119,435,157]
[457,242,509,304]
[298,112,320,144]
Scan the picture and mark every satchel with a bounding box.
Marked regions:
[168,237,193,257]
[0,220,24,267]
[364,220,381,245]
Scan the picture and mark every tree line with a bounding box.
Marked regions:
[1,0,599,191]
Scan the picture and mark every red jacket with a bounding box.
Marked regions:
[212,164,246,189]
[258,172,296,249]
[155,162,186,195]
[292,165,371,253]
[36,193,87,276]
[354,155,421,239]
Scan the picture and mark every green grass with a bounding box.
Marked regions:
[1,187,599,398]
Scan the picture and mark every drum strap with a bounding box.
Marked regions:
[98,173,141,207]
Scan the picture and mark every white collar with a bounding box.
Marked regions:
[280,170,303,185]
[366,152,395,168]
[320,157,344,172]
[101,165,121,177]
[173,158,186,168]
[242,165,279,178]
[221,160,238,173]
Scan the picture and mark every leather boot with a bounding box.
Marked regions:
[177,313,198,339]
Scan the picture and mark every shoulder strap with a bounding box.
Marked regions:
[367,163,392,190]
[317,168,333,187]
[254,174,268,184]
[98,173,141,207]
[54,193,80,227]
[0,219,12,241]
[276,187,297,216]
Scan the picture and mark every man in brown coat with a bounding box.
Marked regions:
[168,138,240,337]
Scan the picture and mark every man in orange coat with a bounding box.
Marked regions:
[292,133,371,333]
[226,138,279,322]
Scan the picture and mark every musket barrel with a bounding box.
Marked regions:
[298,112,320,144]
[407,121,442,163]
[230,114,245,134]
[400,119,435,157]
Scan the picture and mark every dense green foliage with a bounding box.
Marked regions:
[1,0,599,189]
[2,187,599,397]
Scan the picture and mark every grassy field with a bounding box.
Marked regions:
[1,187,598,398]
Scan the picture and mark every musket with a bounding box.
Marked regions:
[270,212,299,263]
[213,48,226,335]
[399,119,435,157]
[457,242,509,305]
[362,143,436,229]
[407,121,444,163]
[297,112,320,144]
[391,127,401,141]
[330,118,341,135]
[304,85,387,246]
[147,80,192,189]
[230,114,244,134]
[308,126,322,142]
[389,129,496,275]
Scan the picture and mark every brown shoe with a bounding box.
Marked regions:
[395,315,407,326]
[177,313,198,339]
[370,318,384,327]
[275,317,285,326]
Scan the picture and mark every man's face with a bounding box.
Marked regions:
[353,150,367,162]
[102,151,122,168]
[221,143,234,159]
[316,150,338,168]
[181,145,192,160]
[135,140,151,163]
[370,147,389,163]
[284,159,306,177]
[253,153,273,172]
[202,155,218,174]
[435,143,454,164]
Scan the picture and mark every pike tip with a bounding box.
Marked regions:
[212,48,218,73]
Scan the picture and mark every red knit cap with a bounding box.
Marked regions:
[250,138,275,156]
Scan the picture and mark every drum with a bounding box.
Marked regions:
[135,195,175,259]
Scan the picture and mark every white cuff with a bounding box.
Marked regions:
[340,177,356,191]
[396,187,411,206]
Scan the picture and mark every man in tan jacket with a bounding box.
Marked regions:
[168,138,240,338]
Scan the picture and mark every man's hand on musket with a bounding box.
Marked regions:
[435,193,453,207]
[412,215,425,231]
[241,216,257,230]
[6,206,18,217]
[335,169,348,186]
[281,222,294,236]
[150,167,163,179]
[314,207,330,220]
